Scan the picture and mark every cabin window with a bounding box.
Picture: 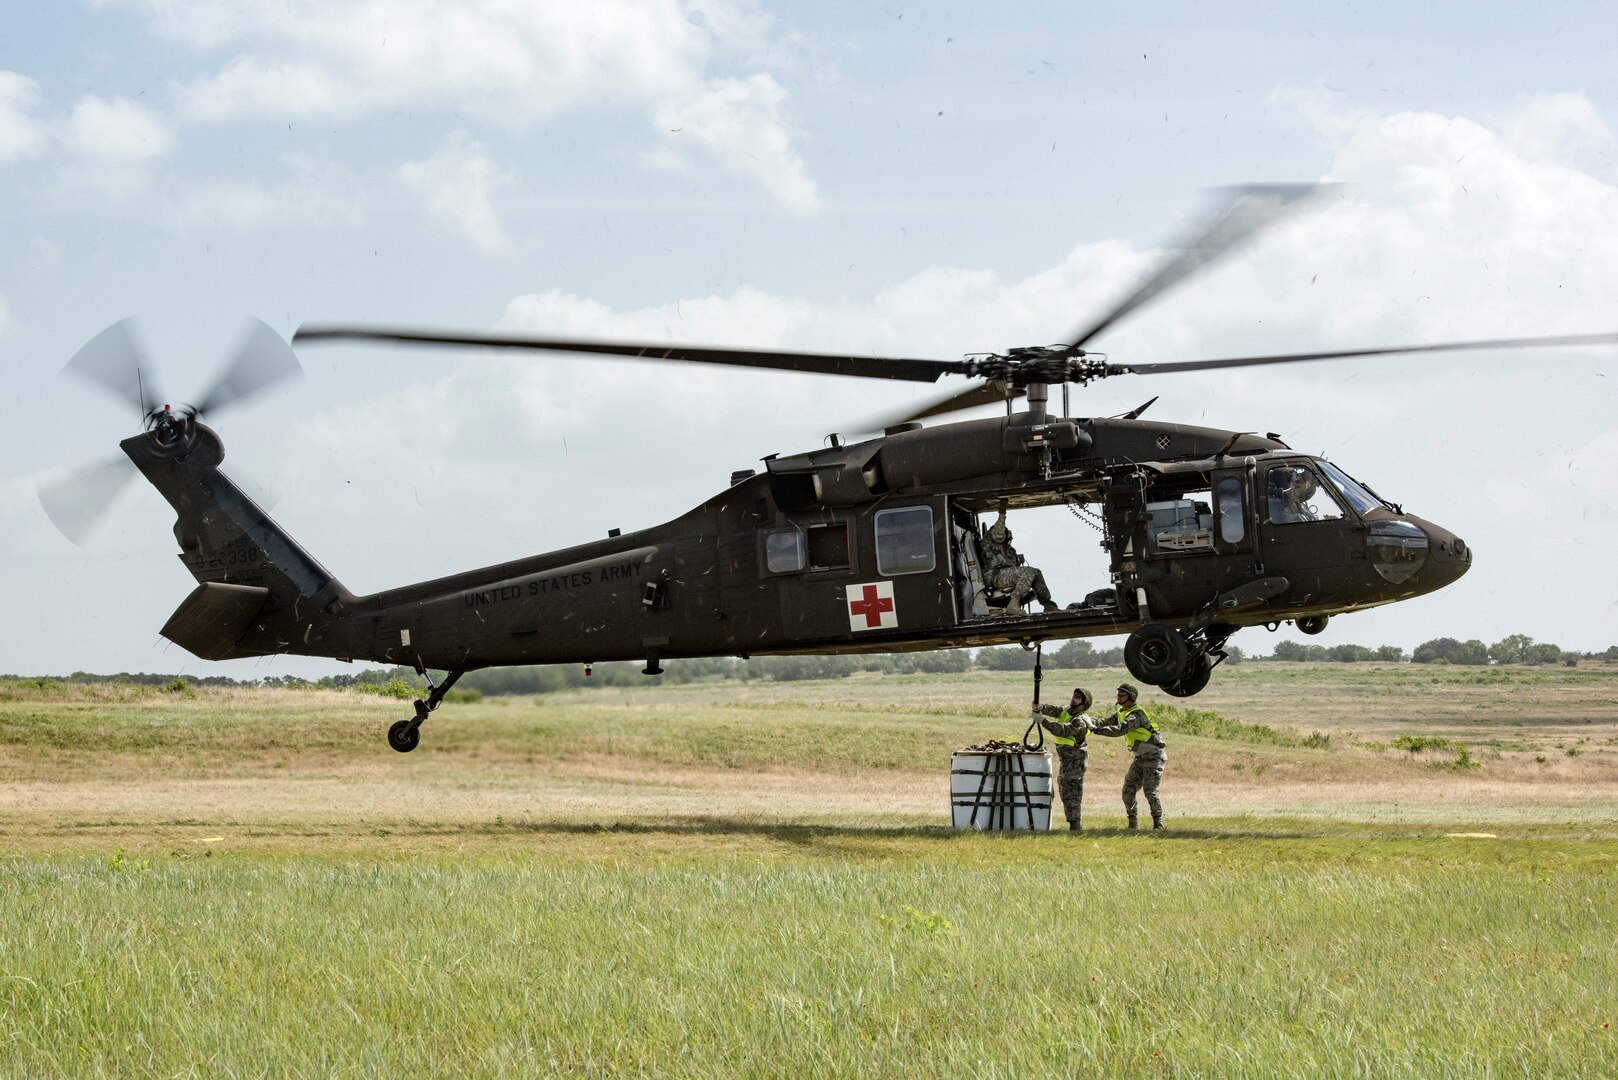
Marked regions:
[1216,477,1246,544]
[1143,498,1214,554]
[765,530,806,573]
[875,506,935,576]
[807,523,851,570]
[1266,465,1343,525]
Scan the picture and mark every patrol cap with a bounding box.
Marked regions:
[1116,682,1140,700]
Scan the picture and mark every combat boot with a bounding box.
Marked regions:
[1126,817,1138,830]
[1067,820,1082,833]
[1152,818,1164,831]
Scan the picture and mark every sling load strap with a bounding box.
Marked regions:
[1022,640,1045,750]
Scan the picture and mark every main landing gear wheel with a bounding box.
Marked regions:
[1161,655,1213,698]
[388,719,421,753]
[1125,622,1188,685]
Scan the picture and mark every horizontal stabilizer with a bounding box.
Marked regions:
[160,581,271,661]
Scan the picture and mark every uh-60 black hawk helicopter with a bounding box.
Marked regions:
[44,185,1617,753]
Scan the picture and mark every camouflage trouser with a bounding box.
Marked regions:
[1054,749,1087,828]
[1123,753,1166,825]
[987,567,1053,608]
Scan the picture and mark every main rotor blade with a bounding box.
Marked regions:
[1120,331,1618,376]
[194,318,304,417]
[862,379,1024,432]
[63,318,166,419]
[1065,183,1334,354]
[294,324,963,383]
[38,455,137,545]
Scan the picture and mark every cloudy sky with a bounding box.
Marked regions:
[3,1,1615,677]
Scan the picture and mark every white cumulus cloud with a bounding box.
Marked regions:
[1496,91,1615,166]
[0,76,176,196]
[61,95,176,161]
[652,74,819,215]
[397,134,515,254]
[102,0,819,213]
[0,71,49,162]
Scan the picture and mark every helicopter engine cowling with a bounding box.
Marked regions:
[1002,418,1085,454]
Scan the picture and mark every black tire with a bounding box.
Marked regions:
[387,719,421,754]
[1297,615,1329,636]
[1125,622,1189,685]
[1162,655,1213,698]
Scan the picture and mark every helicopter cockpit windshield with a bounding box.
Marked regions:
[1317,460,1391,516]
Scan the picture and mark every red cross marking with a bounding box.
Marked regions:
[849,584,894,628]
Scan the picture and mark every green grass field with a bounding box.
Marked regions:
[2,663,1616,1076]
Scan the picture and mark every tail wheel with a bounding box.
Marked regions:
[1162,655,1213,698]
[1125,622,1188,685]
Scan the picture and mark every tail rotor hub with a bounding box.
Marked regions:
[147,404,197,454]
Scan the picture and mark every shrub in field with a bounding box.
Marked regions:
[1392,734,1454,754]
[353,678,417,700]
[1155,704,1318,747]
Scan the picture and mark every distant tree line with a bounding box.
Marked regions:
[10,636,1612,695]
[1263,634,1603,666]
[1269,642,1408,663]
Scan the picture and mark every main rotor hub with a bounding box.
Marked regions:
[964,345,1116,388]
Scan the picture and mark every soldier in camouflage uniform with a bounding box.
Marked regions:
[980,512,1056,616]
[1087,682,1167,830]
[1035,687,1093,831]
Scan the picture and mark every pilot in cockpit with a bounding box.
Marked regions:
[1267,466,1320,524]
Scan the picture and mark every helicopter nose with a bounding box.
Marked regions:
[1416,518,1472,589]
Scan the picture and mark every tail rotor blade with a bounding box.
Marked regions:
[64,318,166,419]
[38,455,138,545]
[194,318,303,417]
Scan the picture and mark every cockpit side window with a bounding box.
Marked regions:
[1266,465,1343,525]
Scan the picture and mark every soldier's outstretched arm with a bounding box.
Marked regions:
[1040,713,1093,739]
[1088,710,1127,738]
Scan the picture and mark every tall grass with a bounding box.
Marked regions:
[1,841,1614,1076]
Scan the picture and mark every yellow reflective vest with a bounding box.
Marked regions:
[1046,709,1088,747]
[1121,709,1162,751]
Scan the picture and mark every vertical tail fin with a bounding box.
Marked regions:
[123,421,363,661]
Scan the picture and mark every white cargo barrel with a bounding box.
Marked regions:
[950,747,1053,831]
